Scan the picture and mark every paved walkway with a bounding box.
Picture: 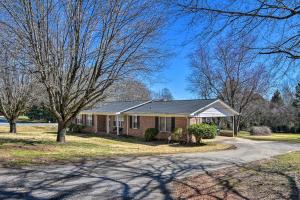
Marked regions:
[1,137,300,200]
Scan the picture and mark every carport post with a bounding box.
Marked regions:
[232,116,235,137]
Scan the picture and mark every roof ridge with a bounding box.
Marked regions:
[153,98,218,102]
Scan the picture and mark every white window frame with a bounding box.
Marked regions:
[86,114,93,127]
[76,115,82,125]
[132,115,138,129]
[159,117,172,132]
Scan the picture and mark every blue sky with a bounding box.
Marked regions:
[148,17,198,100]
[147,10,300,100]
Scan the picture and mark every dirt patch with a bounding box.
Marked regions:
[171,160,300,200]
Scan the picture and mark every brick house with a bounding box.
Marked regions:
[76,99,239,138]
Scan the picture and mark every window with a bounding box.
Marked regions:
[159,117,172,132]
[76,115,82,124]
[132,116,138,129]
[86,114,93,126]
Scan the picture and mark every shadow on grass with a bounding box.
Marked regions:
[0,152,298,200]
[173,160,300,200]
[0,138,46,146]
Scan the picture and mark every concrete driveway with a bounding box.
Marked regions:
[1,137,300,200]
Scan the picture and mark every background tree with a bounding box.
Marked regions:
[0,35,34,133]
[106,79,151,101]
[293,82,300,108]
[188,37,270,135]
[0,0,165,142]
[174,0,300,60]
[271,90,284,107]
[154,88,174,100]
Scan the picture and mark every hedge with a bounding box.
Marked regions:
[144,128,159,141]
[188,123,217,144]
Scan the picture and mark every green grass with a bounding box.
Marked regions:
[238,131,300,143]
[0,125,233,167]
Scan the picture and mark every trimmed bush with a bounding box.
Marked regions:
[172,128,184,142]
[144,128,159,141]
[188,124,217,144]
[250,126,272,135]
[69,123,85,133]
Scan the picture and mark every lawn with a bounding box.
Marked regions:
[238,131,300,143]
[172,151,300,199]
[0,126,233,167]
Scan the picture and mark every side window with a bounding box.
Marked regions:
[132,116,138,129]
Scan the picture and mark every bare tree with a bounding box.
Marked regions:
[0,34,34,133]
[174,0,300,60]
[0,0,165,142]
[105,78,151,101]
[154,88,174,100]
[188,37,270,134]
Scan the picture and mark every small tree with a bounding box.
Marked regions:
[0,35,34,133]
[188,124,217,144]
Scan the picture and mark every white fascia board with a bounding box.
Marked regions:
[189,99,239,116]
[189,99,219,116]
[125,113,188,117]
[116,100,153,115]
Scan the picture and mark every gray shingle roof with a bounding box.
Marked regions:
[125,99,217,115]
[83,101,148,114]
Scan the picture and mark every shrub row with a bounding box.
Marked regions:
[250,126,272,135]
[144,124,217,143]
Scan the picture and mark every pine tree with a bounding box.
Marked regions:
[271,90,284,106]
[293,82,300,108]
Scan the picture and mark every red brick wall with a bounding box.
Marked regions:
[128,116,155,138]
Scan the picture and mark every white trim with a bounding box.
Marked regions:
[106,115,109,134]
[116,100,152,115]
[131,115,138,129]
[94,114,97,133]
[190,99,239,116]
[125,113,187,117]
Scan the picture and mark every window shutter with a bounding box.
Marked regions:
[137,116,140,129]
[171,117,175,132]
[92,115,94,126]
[155,117,159,130]
[129,116,132,128]
[81,115,84,125]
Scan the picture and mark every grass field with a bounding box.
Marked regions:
[172,151,300,199]
[0,126,233,167]
[238,131,300,143]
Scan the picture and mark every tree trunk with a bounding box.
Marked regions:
[9,120,16,133]
[56,121,67,143]
[234,115,240,136]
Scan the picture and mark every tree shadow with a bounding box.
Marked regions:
[173,161,300,200]
[0,150,298,199]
